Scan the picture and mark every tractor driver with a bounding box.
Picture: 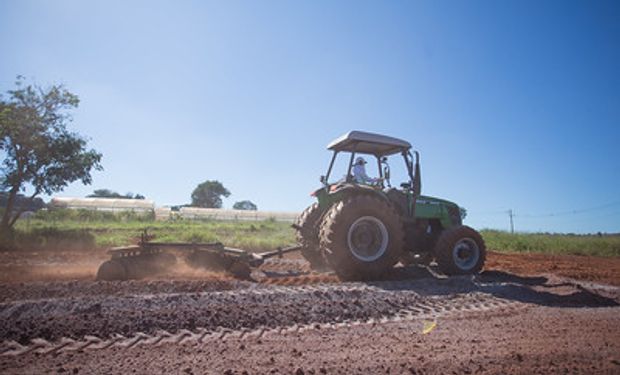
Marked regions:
[352,156,382,186]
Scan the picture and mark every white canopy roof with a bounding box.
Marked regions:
[327,131,411,156]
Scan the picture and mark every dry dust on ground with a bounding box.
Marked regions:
[0,248,619,374]
[486,250,620,286]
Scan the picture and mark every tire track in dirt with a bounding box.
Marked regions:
[0,276,523,346]
[0,292,524,356]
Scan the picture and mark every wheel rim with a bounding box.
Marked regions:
[347,216,389,262]
[452,238,480,271]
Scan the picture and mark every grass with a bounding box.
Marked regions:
[5,210,619,257]
[481,229,620,257]
[8,209,295,252]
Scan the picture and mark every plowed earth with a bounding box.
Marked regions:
[0,249,619,374]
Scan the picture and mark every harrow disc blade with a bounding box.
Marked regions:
[96,252,177,281]
[185,250,252,280]
[96,259,127,281]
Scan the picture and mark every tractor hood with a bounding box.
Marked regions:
[416,195,459,207]
[416,195,464,225]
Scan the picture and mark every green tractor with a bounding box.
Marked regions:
[293,131,486,280]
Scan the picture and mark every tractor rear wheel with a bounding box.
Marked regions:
[319,195,404,280]
[434,225,486,275]
[295,203,329,270]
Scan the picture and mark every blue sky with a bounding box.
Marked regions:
[1,0,619,233]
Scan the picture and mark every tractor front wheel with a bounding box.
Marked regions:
[434,225,486,275]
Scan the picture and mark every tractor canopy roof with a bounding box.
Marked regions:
[327,131,411,156]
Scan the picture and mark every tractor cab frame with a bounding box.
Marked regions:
[317,131,421,218]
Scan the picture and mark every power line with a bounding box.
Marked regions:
[469,200,620,219]
[468,210,509,216]
[524,209,620,223]
[468,200,620,232]
[517,201,620,218]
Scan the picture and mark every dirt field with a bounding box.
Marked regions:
[0,249,619,374]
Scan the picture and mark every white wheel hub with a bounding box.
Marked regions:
[452,238,480,271]
[346,216,389,262]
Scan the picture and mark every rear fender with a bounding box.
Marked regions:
[324,184,390,207]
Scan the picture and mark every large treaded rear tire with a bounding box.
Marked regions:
[294,203,329,270]
[434,225,486,275]
[319,195,404,280]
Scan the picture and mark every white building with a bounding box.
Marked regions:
[179,207,298,222]
[49,197,155,212]
[49,197,299,222]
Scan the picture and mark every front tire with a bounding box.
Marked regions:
[319,195,404,280]
[434,225,486,275]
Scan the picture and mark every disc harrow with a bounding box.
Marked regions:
[96,231,301,281]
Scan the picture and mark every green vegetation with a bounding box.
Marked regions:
[87,189,145,200]
[481,229,620,257]
[5,210,619,257]
[191,180,230,208]
[1,76,102,232]
[7,209,294,252]
[233,200,258,211]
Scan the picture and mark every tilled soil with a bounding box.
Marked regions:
[0,277,525,344]
[0,250,619,374]
[4,307,617,375]
[485,251,620,286]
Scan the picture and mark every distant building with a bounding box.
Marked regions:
[179,207,298,222]
[50,197,155,212]
[49,197,299,222]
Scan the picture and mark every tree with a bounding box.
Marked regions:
[191,180,230,208]
[233,200,257,211]
[87,189,145,199]
[0,191,45,212]
[0,76,102,232]
[87,189,122,198]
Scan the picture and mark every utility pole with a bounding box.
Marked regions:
[508,209,514,234]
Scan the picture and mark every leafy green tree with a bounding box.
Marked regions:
[87,189,145,199]
[0,76,102,232]
[0,191,45,211]
[191,180,230,208]
[88,189,122,198]
[233,200,257,211]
